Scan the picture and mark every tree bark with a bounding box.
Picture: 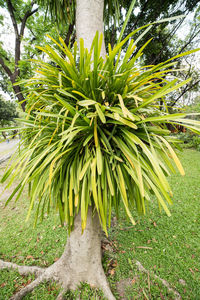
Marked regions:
[3,209,115,300]
[48,209,115,299]
[76,0,106,58]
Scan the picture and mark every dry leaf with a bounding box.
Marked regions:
[131,278,136,284]
[26,255,34,259]
[109,269,115,276]
[189,268,195,274]
[1,283,6,288]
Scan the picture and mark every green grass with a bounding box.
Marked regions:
[0,149,200,299]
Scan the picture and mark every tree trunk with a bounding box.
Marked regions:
[12,83,26,112]
[49,209,115,299]
[4,209,115,300]
[76,0,106,58]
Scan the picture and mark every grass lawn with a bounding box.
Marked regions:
[0,149,200,299]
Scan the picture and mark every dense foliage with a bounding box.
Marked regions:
[2,30,200,234]
[0,96,18,126]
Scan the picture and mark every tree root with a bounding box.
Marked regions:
[10,273,49,300]
[0,257,116,300]
[0,259,44,277]
[0,209,116,300]
[136,260,181,300]
[94,268,115,300]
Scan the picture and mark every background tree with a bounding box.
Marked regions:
[0,95,18,138]
[0,0,39,110]
[167,7,200,109]
[0,0,66,110]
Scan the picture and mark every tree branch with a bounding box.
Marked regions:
[178,28,200,54]
[0,56,13,78]
[64,22,75,47]
[171,79,200,107]
[149,18,186,65]
[6,0,19,38]
[14,4,38,78]
[20,7,38,38]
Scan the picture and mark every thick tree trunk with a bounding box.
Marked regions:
[76,0,106,58]
[48,209,115,299]
[2,209,115,300]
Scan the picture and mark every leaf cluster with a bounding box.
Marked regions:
[2,30,200,234]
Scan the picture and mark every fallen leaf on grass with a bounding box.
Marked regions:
[189,268,199,274]
[48,285,57,291]
[131,278,137,284]
[54,257,59,262]
[109,268,115,276]
[22,279,32,287]
[1,282,6,287]
[26,255,34,260]
[189,268,195,275]
[112,260,117,267]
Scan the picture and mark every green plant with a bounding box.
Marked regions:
[176,131,200,151]
[2,32,200,234]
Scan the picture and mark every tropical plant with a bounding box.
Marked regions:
[1,26,200,298]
